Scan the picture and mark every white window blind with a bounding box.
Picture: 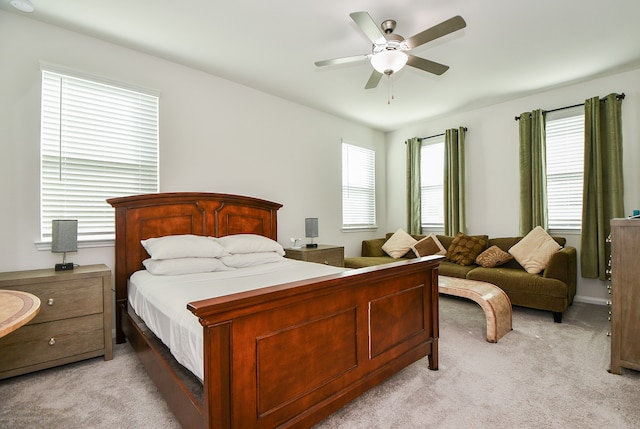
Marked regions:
[342,142,376,228]
[420,138,445,229]
[545,106,584,230]
[41,69,159,241]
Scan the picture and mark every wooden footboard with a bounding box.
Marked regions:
[190,257,441,428]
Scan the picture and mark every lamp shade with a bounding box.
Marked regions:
[370,50,408,74]
[305,218,318,238]
[52,220,78,253]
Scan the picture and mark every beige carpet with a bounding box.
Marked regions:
[1,297,638,429]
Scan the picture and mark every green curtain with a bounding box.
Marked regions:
[444,127,466,236]
[580,94,625,280]
[406,137,422,235]
[518,109,548,235]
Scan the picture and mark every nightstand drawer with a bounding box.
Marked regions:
[0,313,104,372]
[10,277,103,324]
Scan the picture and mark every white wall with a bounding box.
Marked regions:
[387,68,640,304]
[0,11,386,275]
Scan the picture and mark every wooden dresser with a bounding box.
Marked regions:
[284,244,344,267]
[609,219,640,374]
[0,264,112,379]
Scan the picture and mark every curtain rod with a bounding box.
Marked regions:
[514,93,625,121]
[419,127,468,141]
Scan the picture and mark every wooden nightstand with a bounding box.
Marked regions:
[284,245,344,267]
[0,264,112,379]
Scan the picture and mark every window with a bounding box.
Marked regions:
[420,137,445,229]
[342,142,376,228]
[545,106,584,230]
[40,68,159,241]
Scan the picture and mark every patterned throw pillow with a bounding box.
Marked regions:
[411,234,447,257]
[445,232,488,266]
[475,245,513,268]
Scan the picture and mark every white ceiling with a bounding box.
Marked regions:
[3,0,640,131]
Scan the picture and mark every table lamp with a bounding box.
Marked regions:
[305,218,318,248]
[52,219,77,271]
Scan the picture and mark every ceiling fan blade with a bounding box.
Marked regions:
[405,15,466,49]
[365,70,383,89]
[315,54,369,67]
[350,11,386,45]
[406,55,449,75]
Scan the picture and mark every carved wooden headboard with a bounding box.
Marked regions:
[107,192,282,339]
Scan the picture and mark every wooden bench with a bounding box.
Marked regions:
[438,275,512,343]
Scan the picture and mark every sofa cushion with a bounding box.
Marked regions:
[438,261,478,278]
[344,256,398,269]
[508,226,561,274]
[382,228,417,258]
[436,235,455,250]
[466,267,568,312]
[445,233,488,266]
[411,233,447,257]
[475,245,513,268]
[361,238,389,257]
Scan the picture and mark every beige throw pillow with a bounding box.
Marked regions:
[508,226,561,274]
[382,228,417,258]
[411,234,447,257]
[475,245,513,268]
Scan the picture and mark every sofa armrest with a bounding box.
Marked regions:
[543,246,577,302]
[361,238,388,257]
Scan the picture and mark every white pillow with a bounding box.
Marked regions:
[142,257,232,275]
[217,234,285,256]
[141,234,227,260]
[508,226,561,274]
[382,228,418,258]
[219,252,284,268]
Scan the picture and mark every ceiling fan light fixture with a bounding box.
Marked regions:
[370,50,408,75]
[11,0,34,12]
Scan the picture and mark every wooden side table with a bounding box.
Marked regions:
[0,264,112,379]
[0,290,41,338]
[284,245,344,267]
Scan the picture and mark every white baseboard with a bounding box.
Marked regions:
[573,295,609,306]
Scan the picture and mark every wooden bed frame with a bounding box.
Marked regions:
[108,192,442,428]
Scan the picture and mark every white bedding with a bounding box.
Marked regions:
[128,259,347,380]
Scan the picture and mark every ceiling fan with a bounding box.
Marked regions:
[315,11,466,89]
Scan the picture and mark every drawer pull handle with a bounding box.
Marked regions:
[47,298,55,306]
[48,338,56,346]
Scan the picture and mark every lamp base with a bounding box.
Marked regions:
[55,262,74,271]
[305,243,318,248]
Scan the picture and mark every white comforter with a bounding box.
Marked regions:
[129,259,346,380]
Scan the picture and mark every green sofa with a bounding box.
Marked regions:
[345,233,577,323]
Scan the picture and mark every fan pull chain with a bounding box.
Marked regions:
[387,74,395,105]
